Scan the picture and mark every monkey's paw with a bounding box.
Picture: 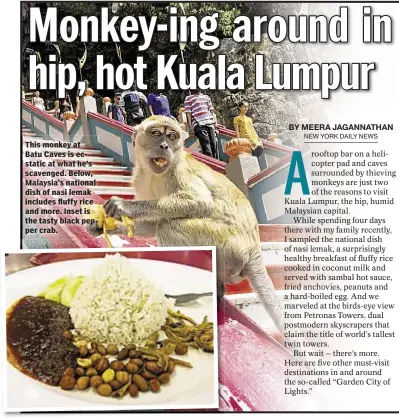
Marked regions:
[103,196,126,221]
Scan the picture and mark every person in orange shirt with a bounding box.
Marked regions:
[234,101,263,157]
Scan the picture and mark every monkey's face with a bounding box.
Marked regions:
[135,116,183,175]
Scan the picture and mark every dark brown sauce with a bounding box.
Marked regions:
[7,296,78,386]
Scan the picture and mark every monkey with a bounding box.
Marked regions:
[88,115,284,334]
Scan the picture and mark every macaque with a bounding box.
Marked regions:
[88,115,284,333]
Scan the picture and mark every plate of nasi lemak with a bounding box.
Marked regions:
[4,253,218,411]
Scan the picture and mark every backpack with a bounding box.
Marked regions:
[124,91,144,119]
[124,91,140,106]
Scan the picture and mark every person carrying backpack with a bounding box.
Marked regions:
[120,84,148,127]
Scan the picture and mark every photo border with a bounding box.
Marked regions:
[2,245,219,412]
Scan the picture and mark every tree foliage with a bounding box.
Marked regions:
[23,2,242,108]
[22,2,300,115]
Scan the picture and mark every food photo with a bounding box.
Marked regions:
[3,248,218,411]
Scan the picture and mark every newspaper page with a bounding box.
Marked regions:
[3,1,399,414]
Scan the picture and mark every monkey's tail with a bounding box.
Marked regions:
[243,249,284,335]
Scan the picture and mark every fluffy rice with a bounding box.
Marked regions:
[70,254,169,345]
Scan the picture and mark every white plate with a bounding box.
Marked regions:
[4,257,218,412]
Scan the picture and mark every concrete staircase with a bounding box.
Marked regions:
[23,126,133,199]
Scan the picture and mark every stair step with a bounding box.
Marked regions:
[87,164,129,171]
[90,168,131,176]
[90,160,124,166]
[86,174,132,188]
[21,132,96,152]
[23,155,121,166]
[23,137,50,142]
[259,225,287,242]
[63,156,115,163]
[90,185,135,195]
[22,145,105,157]
[95,193,135,201]
[93,174,131,182]
[94,180,131,187]
[84,156,114,162]
[67,148,104,155]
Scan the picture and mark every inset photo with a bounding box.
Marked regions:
[3,247,218,412]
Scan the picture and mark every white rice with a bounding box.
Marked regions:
[70,254,169,345]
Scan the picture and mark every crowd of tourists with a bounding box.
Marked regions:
[29,90,74,122]
[99,86,283,160]
[28,86,283,161]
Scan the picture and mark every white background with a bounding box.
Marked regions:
[1,0,399,416]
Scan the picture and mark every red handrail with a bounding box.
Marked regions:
[187,149,226,173]
[247,153,293,187]
[87,111,134,136]
[22,100,64,129]
[247,147,309,187]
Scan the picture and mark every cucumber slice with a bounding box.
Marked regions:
[44,286,64,303]
[38,275,71,301]
[60,277,83,307]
